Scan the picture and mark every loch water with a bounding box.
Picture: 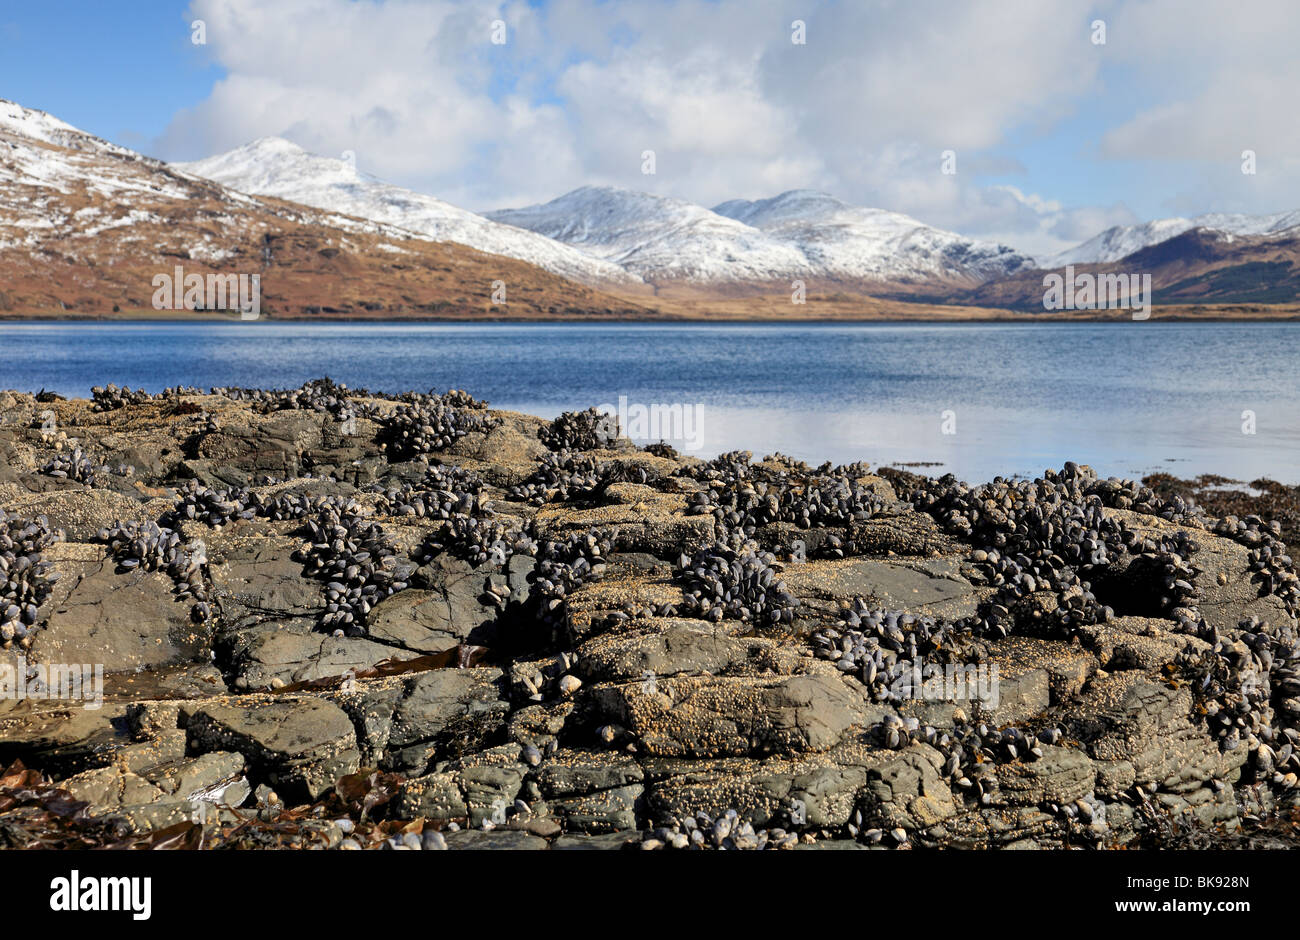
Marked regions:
[2,320,1297,484]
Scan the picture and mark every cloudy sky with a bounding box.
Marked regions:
[3,0,1298,257]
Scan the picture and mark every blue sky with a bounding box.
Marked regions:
[2,0,1298,257]
[0,2,218,153]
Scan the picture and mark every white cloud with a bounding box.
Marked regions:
[157,0,1293,258]
[1096,0,1300,213]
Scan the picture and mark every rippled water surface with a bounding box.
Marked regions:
[2,320,1298,483]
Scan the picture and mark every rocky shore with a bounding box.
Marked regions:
[1,379,1299,850]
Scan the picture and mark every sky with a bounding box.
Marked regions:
[2,0,1298,258]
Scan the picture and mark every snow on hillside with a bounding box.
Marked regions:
[714,190,1035,283]
[489,185,1032,285]
[487,185,811,282]
[178,141,641,286]
[1048,209,1300,267]
[0,99,453,266]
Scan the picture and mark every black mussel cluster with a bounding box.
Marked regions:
[1214,514,1300,617]
[293,502,411,635]
[638,808,802,850]
[165,480,356,528]
[677,450,755,483]
[255,490,354,522]
[537,407,617,451]
[1139,529,1203,611]
[679,451,884,557]
[595,460,661,489]
[435,389,488,410]
[966,548,1108,639]
[165,480,257,527]
[1082,475,1300,618]
[531,530,611,615]
[96,520,212,622]
[865,715,1082,838]
[1085,474,1205,522]
[911,463,1300,647]
[910,464,1128,564]
[417,516,538,568]
[686,470,885,532]
[378,394,501,460]
[0,510,60,645]
[508,450,602,505]
[90,384,154,411]
[674,542,798,625]
[209,377,370,422]
[910,465,1134,637]
[40,447,133,486]
[373,464,489,520]
[1170,613,1300,761]
[811,603,980,701]
[642,441,679,459]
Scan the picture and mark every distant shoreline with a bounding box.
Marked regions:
[2,305,1299,324]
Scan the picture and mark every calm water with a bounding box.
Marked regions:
[1,320,1297,484]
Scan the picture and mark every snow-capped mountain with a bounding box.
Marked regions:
[488,185,1032,287]
[0,99,436,263]
[714,190,1035,284]
[1048,209,1300,267]
[0,99,639,318]
[487,185,811,283]
[178,140,641,287]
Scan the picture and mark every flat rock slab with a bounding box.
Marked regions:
[536,751,644,799]
[185,697,355,761]
[593,671,873,758]
[641,751,877,828]
[980,636,1098,723]
[786,556,990,621]
[1078,616,1208,672]
[551,832,641,850]
[32,558,205,672]
[209,537,323,619]
[59,765,170,815]
[443,829,548,850]
[0,699,130,774]
[996,746,1097,805]
[223,617,414,689]
[184,697,359,800]
[368,556,499,652]
[576,618,805,682]
[1064,671,1248,792]
[1,489,161,541]
[385,667,509,771]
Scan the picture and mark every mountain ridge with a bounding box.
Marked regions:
[178,140,643,287]
[0,99,650,319]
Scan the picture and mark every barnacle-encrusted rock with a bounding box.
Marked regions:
[2,385,1298,850]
